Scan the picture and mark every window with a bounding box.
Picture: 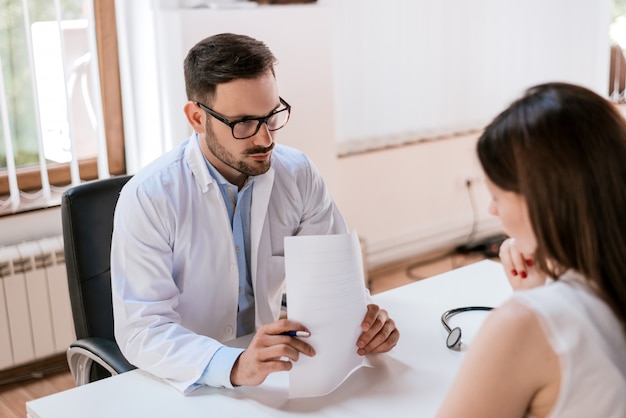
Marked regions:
[611,0,626,50]
[610,0,626,101]
[0,0,124,216]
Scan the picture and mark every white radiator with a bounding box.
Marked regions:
[0,236,75,370]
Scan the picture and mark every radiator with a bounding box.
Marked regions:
[0,236,75,370]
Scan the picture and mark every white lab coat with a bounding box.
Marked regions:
[111,135,348,393]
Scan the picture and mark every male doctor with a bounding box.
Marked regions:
[110,33,399,393]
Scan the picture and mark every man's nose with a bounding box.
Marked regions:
[251,122,273,147]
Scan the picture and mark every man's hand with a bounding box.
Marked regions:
[499,238,546,290]
[230,319,314,387]
[356,304,400,356]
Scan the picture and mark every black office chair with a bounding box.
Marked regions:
[61,175,136,386]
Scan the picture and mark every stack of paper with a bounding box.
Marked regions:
[284,230,370,398]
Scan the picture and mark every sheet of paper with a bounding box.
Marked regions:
[284,230,370,398]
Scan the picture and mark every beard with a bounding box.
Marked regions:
[203,121,274,177]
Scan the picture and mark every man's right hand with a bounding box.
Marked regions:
[230,319,315,387]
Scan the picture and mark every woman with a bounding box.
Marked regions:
[436,82,626,417]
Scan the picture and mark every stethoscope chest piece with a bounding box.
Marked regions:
[441,306,494,350]
[446,326,463,350]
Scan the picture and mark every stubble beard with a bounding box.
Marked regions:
[204,122,273,177]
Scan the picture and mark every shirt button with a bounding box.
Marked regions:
[225,326,234,336]
[235,246,240,253]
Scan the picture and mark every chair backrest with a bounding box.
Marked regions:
[61,175,132,341]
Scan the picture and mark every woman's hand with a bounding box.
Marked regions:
[498,238,546,290]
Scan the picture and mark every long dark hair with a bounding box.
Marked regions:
[184,33,277,105]
[477,82,626,323]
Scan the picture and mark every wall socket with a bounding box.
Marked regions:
[459,176,484,190]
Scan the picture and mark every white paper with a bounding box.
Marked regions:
[284,230,370,398]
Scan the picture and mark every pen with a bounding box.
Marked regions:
[280,330,310,337]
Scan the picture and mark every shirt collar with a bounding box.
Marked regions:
[203,153,254,190]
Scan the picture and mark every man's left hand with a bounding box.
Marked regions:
[356,304,400,355]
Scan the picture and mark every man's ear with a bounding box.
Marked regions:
[184,101,205,133]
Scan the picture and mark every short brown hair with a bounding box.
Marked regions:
[183,33,277,105]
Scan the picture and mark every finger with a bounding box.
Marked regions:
[231,350,293,386]
[359,320,399,355]
[283,337,316,357]
[247,335,315,367]
[361,304,381,332]
[252,332,316,358]
[358,308,388,349]
[256,319,311,339]
[500,238,528,278]
[510,248,528,278]
[498,238,514,271]
[261,343,304,362]
[367,328,400,354]
[498,240,508,262]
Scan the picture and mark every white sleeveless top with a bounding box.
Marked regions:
[512,270,626,418]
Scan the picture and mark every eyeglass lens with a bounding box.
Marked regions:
[232,108,289,139]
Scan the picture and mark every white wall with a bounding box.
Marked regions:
[334,132,502,268]
[321,0,611,154]
[0,207,62,248]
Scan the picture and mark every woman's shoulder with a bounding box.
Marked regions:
[474,299,554,379]
[482,299,541,343]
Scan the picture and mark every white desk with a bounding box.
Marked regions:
[27,260,511,418]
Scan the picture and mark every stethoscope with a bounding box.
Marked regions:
[441,306,493,350]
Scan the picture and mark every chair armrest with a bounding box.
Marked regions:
[67,337,136,386]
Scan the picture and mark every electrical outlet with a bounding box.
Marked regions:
[464,176,484,188]
[457,176,477,190]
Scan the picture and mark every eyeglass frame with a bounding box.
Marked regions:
[195,97,291,140]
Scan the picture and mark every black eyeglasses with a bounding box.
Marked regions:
[196,97,291,140]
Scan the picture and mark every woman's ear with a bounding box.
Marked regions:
[184,101,205,134]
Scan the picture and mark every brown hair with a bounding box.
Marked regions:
[183,33,277,105]
[477,82,626,322]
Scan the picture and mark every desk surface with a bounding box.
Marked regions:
[27,260,511,418]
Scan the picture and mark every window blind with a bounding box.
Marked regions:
[319,0,611,156]
[0,0,110,216]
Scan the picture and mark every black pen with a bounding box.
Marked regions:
[280,331,310,337]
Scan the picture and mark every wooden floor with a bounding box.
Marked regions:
[0,249,489,418]
[367,249,487,294]
[0,364,74,418]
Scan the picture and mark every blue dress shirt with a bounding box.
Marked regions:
[199,159,255,388]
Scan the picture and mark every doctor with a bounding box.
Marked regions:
[111,33,399,394]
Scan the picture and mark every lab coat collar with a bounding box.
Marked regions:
[184,133,275,194]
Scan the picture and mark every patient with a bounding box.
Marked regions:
[436,82,626,417]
